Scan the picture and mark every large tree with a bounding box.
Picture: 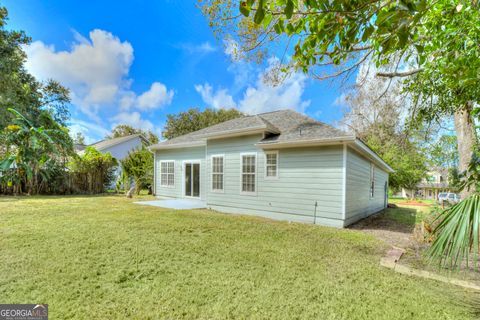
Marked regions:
[199,0,479,197]
[107,124,159,144]
[0,7,70,129]
[0,6,74,195]
[341,68,427,193]
[163,107,244,140]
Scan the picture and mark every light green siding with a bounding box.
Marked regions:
[206,135,345,227]
[344,147,388,226]
[153,137,388,228]
[154,146,206,200]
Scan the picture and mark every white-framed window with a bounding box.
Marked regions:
[265,151,278,178]
[211,155,224,192]
[160,161,175,187]
[370,163,375,198]
[241,153,256,194]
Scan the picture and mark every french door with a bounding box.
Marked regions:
[184,162,200,198]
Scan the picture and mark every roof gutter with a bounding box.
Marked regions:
[149,140,206,151]
[255,136,356,149]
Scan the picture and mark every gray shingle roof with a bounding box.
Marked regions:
[150,109,353,149]
[85,134,148,152]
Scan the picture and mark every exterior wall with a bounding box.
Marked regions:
[154,146,206,200]
[344,147,388,226]
[205,135,345,227]
[101,136,144,161]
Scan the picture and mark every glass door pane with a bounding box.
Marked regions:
[193,163,200,197]
[185,163,192,196]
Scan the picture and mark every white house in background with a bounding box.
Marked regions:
[78,134,149,161]
[401,167,452,199]
[149,110,393,228]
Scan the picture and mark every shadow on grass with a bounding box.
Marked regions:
[351,207,418,233]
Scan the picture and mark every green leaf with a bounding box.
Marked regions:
[239,1,250,17]
[361,25,374,42]
[254,0,265,24]
[0,156,15,171]
[284,0,294,19]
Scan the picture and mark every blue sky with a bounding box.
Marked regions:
[4,0,349,143]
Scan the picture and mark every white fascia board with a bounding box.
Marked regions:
[351,139,394,173]
[255,136,356,149]
[149,140,206,151]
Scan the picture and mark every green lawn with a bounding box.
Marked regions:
[0,195,474,319]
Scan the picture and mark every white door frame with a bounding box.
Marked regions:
[182,160,201,199]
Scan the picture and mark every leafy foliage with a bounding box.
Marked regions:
[341,71,426,193]
[163,107,244,140]
[365,133,426,193]
[427,135,458,169]
[201,0,480,114]
[68,147,117,194]
[119,147,153,194]
[0,108,73,194]
[108,124,159,144]
[0,7,70,129]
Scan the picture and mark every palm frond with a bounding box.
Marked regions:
[428,194,480,270]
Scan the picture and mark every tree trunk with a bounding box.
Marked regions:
[454,104,477,199]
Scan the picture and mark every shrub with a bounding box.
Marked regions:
[68,147,117,194]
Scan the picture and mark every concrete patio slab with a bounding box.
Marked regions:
[134,199,207,210]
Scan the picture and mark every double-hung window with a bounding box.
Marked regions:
[265,151,278,178]
[370,163,375,198]
[160,161,175,187]
[241,153,256,194]
[211,155,224,192]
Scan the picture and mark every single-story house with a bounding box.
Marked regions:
[150,110,393,227]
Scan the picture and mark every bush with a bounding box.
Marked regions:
[68,147,117,194]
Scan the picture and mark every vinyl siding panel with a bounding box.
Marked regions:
[344,147,388,226]
[154,147,206,200]
[101,136,144,161]
[206,135,344,227]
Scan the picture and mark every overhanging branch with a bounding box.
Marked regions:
[376,68,423,78]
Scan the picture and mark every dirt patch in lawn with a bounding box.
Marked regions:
[349,210,416,248]
[400,201,431,206]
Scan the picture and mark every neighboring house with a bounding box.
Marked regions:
[79,134,149,161]
[150,110,393,228]
[401,168,452,199]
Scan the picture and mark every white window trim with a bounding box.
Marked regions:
[370,163,375,198]
[240,152,257,196]
[160,160,175,188]
[264,150,279,179]
[182,160,202,199]
[211,154,225,193]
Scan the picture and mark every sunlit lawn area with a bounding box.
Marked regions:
[0,195,474,319]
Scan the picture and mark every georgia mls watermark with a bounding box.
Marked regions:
[0,304,48,320]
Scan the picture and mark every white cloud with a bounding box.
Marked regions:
[24,29,173,119]
[195,58,310,114]
[194,83,237,110]
[69,119,110,144]
[178,41,216,54]
[136,82,174,110]
[109,112,156,133]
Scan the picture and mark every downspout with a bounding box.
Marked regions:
[148,147,156,196]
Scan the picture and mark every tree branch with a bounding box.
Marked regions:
[376,68,423,78]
